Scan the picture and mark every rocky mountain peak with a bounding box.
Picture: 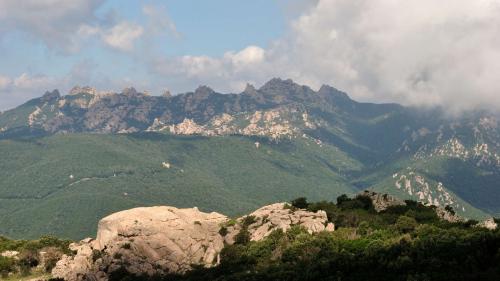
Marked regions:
[317,84,350,101]
[243,83,257,94]
[259,78,298,92]
[41,89,61,102]
[122,87,139,96]
[162,89,172,98]
[69,86,98,96]
[192,85,215,100]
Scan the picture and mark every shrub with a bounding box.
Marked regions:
[336,194,350,205]
[234,228,251,245]
[92,249,103,262]
[445,205,456,215]
[42,247,63,272]
[0,256,15,278]
[219,226,228,237]
[226,219,237,227]
[241,216,257,227]
[395,216,418,233]
[291,197,308,209]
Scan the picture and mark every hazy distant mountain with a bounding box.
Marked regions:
[1,78,499,239]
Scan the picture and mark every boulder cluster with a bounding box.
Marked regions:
[52,203,334,281]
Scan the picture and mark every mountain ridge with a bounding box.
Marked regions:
[0,78,499,239]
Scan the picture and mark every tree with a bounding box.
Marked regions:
[291,197,308,209]
[395,216,418,233]
[336,194,350,205]
[445,205,455,215]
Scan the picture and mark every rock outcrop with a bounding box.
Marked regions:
[53,206,228,281]
[224,203,334,244]
[360,190,406,212]
[477,218,498,230]
[434,207,464,223]
[52,203,335,280]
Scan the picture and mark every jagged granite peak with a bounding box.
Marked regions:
[259,77,303,93]
[121,87,139,96]
[41,89,61,102]
[162,89,172,98]
[318,84,350,101]
[69,86,98,96]
[193,85,215,98]
[243,83,257,93]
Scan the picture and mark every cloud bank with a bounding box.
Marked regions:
[155,0,500,113]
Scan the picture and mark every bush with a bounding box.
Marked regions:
[336,194,350,205]
[92,249,103,262]
[0,256,15,278]
[219,226,228,237]
[395,216,418,233]
[234,228,251,245]
[241,216,257,227]
[445,205,456,215]
[291,197,308,209]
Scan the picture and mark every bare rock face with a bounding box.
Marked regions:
[224,203,334,244]
[360,190,406,212]
[52,206,228,281]
[477,218,498,230]
[434,207,464,223]
[52,239,95,281]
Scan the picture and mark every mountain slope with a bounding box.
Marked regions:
[0,78,499,238]
[0,133,357,239]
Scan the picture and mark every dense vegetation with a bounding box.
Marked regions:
[1,79,499,242]
[110,195,500,281]
[0,133,357,239]
[0,236,71,279]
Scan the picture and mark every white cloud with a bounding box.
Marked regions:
[151,0,500,112]
[0,0,105,53]
[274,0,500,112]
[102,22,144,51]
[0,73,59,110]
[13,73,55,90]
[0,76,11,90]
[227,46,266,69]
[152,46,268,92]
[0,0,145,53]
[142,4,180,38]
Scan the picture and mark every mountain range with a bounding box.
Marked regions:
[1,78,499,239]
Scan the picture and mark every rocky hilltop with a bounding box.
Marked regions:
[1,193,499,281]
[52,202,334,281]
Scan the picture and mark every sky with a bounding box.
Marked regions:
[1,0,500,113]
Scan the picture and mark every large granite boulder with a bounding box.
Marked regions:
[52,206,228,281]
[224,203,334,244]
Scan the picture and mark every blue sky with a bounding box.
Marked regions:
[1,0,500,112]
[0,0,295,109]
